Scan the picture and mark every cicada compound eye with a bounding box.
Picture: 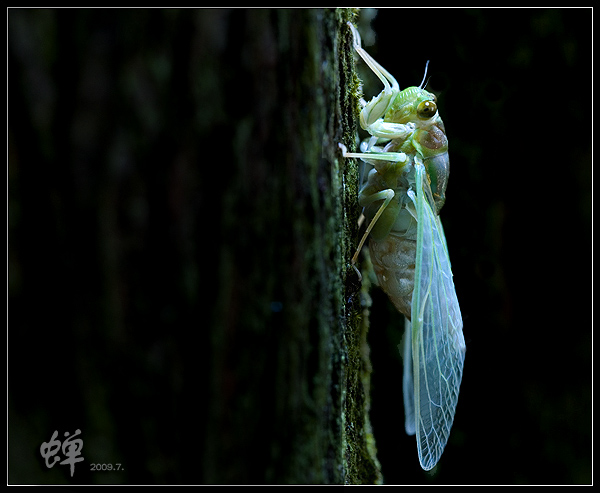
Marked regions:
[417,100,437,120]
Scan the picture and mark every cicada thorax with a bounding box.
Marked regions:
[384,87,450,214]
[413,121,449,214]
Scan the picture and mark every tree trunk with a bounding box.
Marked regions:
[9,8,382,484]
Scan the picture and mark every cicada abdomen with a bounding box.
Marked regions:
[369,234,415,320]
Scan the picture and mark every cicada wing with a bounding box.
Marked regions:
[408,162,466,471]
[402,317,416,436]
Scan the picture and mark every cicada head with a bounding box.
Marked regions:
[384,87,439,127]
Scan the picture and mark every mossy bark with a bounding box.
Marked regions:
[9,8,381,484]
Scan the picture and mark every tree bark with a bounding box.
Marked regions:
[9,8,381,484]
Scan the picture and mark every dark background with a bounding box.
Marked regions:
[9,8,591,485]
[363,8,591,484]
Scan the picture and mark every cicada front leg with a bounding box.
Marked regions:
[346,22,417,152]
[347,22,399,131]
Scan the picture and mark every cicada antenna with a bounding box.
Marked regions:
[418,60,430,90]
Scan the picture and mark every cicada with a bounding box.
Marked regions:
[339,22,466,471]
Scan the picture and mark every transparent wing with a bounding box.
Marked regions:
[406,161,466,471]
[402,317,416,436]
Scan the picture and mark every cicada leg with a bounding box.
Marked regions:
[338,142,406,165]
[347,22,399,130]
[352,188,395,267]
[339,142,402,277]
[347,22,398,94]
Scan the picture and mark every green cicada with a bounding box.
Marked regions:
[340,21,466,471]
